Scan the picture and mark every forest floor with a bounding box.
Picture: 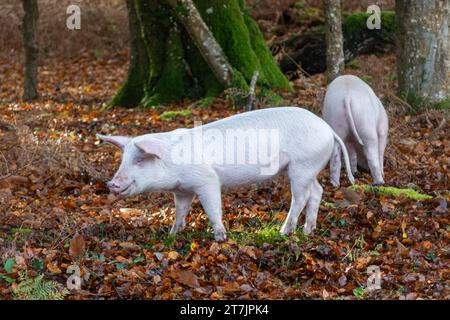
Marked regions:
[0,49,448,300]
[0,0,448,300]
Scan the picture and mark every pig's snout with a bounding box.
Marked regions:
[107,181,120,192]
[106,175,134,195]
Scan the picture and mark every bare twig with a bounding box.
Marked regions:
[246,70,259,112]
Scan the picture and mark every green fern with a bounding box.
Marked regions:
[13,272,69,300]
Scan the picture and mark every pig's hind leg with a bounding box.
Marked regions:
[363,140,384,185]
[197,185,227,242]
[303,179,323,235]
[280,164,314,235]
[170,192,195,236]
[346,142,358,175]
[329,143,342,187]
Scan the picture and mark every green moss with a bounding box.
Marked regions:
[194,0,291,90]
[143,28,187,107]
[243,14,292,91]
[259,88,285,106]
[159,109,192,120]
[351,184,433,200]
[344,11,396,38]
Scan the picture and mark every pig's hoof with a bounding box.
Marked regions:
[214,229,227,242]
[303,224,315,235]
[280,224,294,236]
[331,181,340,188]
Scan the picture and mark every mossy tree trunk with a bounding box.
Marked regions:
[109,0,291,108]
[396,0,450,108]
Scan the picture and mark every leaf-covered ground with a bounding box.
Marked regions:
[0,49,448,300]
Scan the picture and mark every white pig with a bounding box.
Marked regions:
[323,75,388,186]
[97,107,354,242]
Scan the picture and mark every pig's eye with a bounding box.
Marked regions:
[134,157,145,165]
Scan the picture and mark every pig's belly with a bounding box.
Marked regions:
[213,155,289,188]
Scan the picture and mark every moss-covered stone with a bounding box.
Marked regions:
[159,109,192,120]
[351,184,433,200]
[343,11,396,55]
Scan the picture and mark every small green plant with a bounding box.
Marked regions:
[360,75,373,83]
[322,201,336,209]
[159,109,192,121]
[353,286,366,299]
[13,272,69,300]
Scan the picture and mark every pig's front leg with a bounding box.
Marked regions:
[196,185,227,242]
[170,192,195,236]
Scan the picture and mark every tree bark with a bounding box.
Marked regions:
[110,0,290,108]
[167,0,234,87]
[21,0,39,101]
[324,0,344,83]
[396,0,450,108]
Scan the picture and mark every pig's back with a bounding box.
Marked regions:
[206,107,333,165]
[324,75,383,138]
[203,107,328,134]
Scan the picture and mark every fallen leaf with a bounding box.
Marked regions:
[170,269,199,288]
[69,233,86,259]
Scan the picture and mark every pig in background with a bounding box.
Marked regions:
[323,75,389,186]
[97,107,355,242]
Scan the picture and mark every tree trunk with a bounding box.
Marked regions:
[396,0,450,108]
[22,0,39,101]
[324,0,344,82]
[109,0,291,108]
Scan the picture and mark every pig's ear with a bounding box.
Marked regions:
[96,134,131,150]
[134,140,163,159]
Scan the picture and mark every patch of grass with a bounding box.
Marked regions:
[159,109,192,121]
[351,184,432,200]
[345,59,359,69]
[231,224,288,246]
[195,97,215,109]
[360,75,373,83]
[183,229,213,241]
[7,228,33,242]
[163,234,177,248]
